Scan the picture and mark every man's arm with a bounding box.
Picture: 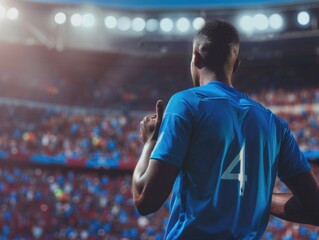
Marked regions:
[271,170,319,226]
[132,100,179,216]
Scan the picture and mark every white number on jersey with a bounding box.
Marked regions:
[221,144,247,196]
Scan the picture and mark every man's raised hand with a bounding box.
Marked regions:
[140,100,164,144]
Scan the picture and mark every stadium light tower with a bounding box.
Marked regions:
[7,7,19,20]
[146,18,159,32]
[193,17,205,30]
[70,13,83,27]
[240,15,253,32]
[297,11,310,26]
[160,18,173,32]
[253,14,269,30]
[54,12,67,25]
[104,16,117,29]
[269,13,283,30]
[117,16,131,31]
[176,17,190,33]
[82,13,95,27]
[132,17,146,32]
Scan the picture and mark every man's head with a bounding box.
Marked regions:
[191,19,240,87]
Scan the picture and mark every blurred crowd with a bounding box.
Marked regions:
[251,88,319,107]
[0,102,318,169]
[0,105,140,169]
[0,45,318,111]
[264,164,319,240]
[0,166,169,240]
[277,111,319,152]
[0,69,318,111]
[0,45,318,239]
[0,164,318,240]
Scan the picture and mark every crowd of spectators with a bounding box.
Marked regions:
[277,111,319,152]
[250,88,319,107]
[0,101,318,169]
[0,44,318,239]
[0,164,318,239]
[264,164,319,240]
[0,105,140,169]
[1,69,318,111]
[0,166,169,239]
[0,45,318,111]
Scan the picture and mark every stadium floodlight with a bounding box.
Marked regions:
[0,5,5,20]
[104,16,117,29]
[7,7,19,20]
[146,18,159,32]
[176,17,190,32]
[132,17,146,32]
[160,18,173,32]
[70,13,83,27]
[83,13,95,27]
[54,12,66,25]
[117,16,131,31]
[193,17,205,30]
[269,13,283,30]
[240,15,253,32]
[253,14,269,30]
[297,11,310,26]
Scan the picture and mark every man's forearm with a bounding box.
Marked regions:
[132,140,157,197]
[271,193,319,226]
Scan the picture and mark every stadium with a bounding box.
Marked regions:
[0,0,318,239]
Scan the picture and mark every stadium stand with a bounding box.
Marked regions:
[0,0,318,237]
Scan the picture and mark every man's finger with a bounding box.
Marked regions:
[151,100,164,141]
[156,100,164,123]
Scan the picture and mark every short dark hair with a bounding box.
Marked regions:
[194,19,240,72]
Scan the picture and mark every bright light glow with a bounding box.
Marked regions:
[193,17,205,30]
[104,16,117,29]
[117,16,131,31]
[70,13,83,27]
[82,13,95,27]
[0,6,5,20]
[54,12,66,25]
[253,14,269,30]
[269,13,283,30]
[7,7,19,20]
[297,11,310,26]
[240,15,253,32]
[176,17,190,32]
[146,19,159,32]
[132,17,145,32]
[160,18,173,32]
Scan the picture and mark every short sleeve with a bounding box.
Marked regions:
[278,125,311,181]
[150,91,193,169]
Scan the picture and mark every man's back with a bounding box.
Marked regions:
[133,20,319,240]
[151,81,310,239]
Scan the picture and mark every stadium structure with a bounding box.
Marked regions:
[0,0,318,239]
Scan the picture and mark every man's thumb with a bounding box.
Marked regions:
[156,100,164,123]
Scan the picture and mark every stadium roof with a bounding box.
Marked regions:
[22,0,316,9]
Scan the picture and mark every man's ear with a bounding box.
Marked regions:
[193,50,205,69]
[233,58,240,74]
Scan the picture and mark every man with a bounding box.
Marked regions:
[132,20,319,239]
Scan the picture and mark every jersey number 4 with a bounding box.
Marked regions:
[221,144,247,196]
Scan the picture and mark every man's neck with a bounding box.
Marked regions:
[199,70,233,87]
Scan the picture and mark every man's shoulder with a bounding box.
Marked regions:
[165,88,199,117]
[169,88,199,106]
[245,95,288,131]
[172,88,198,99]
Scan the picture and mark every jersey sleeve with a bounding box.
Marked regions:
[278,124,311,181]
[150,91,193,169]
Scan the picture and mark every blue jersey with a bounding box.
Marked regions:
[150,81,311,240]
